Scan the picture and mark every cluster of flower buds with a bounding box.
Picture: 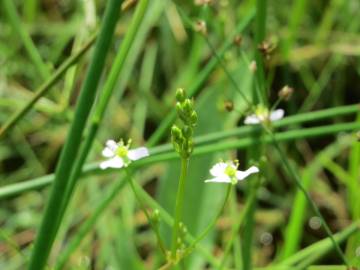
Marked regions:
[171,88,198,158]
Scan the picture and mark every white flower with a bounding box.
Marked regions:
[100,139,149,170]
[205,161,259,184]
[244,106,284,125]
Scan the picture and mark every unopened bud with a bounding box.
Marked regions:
[190,111,198,125]
[278,85,294,101]
[176,88,186,103]
[151,209,160,224]
[224,101,234,112]
[233,35,242,47]
[249,60,257,73]
[171,125,182,141]
[183,99,193,113]
[194,20,207,36]
[182,126,193,138]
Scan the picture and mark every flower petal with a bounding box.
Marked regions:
[102,147,115,158]
[209,162,228,177]
[204,175,231,183]
[106,140,118,151]
[244,114,261,125]
[128,147,149,161]
[269,109,284,122]
[100,156,124,170]
[236,166,259,180]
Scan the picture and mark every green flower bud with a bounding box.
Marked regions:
[171,125,182,140]
[182,126,193,138]
[190,111,198,125]
[151,209,160,224]
[176,88,186,102]
[183,99,193,114]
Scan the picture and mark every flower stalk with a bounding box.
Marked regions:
[170,88,197,263]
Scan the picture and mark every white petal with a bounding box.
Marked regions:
[102,147,115,158]
[106,140,118,151]
[209,162,228,177]
[100,157,124,169]
[128,147,149,161]
[269,109,284,122]
[244,114,261,125]
[204,175,231,183]
[236,166,259,180]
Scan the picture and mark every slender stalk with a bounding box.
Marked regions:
[171,157,189,260]
[54,175,127,270]
[1,122,359,200]
[0,34,97,139]
[54,0,149,242]
[56,175,222,270]
[28,1,122,269]
[219,184,258,269]
[183,184,232,256]
[147,9,255,146]
[278,222,359,267]
[125,169,167,256]
[280,135,354,259]
[2,0,50,80]
[268,131,350,267]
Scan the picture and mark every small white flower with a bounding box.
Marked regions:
[205,161,259,185]
[244,106,284,125]
[100,139,149,170]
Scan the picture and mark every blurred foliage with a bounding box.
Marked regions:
[0,0,360,269]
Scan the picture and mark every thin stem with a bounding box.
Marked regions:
[266,129,350,267]
[171,157,189,260]
[0,34,97,139]
[278,222,359,267]
[1,122,359,200]
[54,175,127,270]
[125,169,167,256]
[53,0,149,243]
[219,184,258,269]
[2,0,50,80]
[146,9,255,146]
[28,1,123,269]
[183,184,232,257]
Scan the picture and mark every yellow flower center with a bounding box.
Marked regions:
[116,145,128,158]
[255,105,269,119]
[224,165,237,177]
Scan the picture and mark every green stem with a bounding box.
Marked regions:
[1,122,359,200]
[267,130,350,267]
[183,184,232,257]
[171,157,189,260]
[54,175,127,270]
[2,0,50,80]
[278,222,359,267]
[0,34,97,139]
[146,9,255,146]
[53,0,148,243]
[125,169,167,256]
[28,1,122,269]
[219,184,258,269]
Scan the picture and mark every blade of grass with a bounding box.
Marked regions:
[0,34,97,139]
[55,0,149,241]
[280,134,355,259]
[28,1,123,269]
[2,0,50,80]
[1,121,359,200]
[146,8,255,146]
[278,222,359,267]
